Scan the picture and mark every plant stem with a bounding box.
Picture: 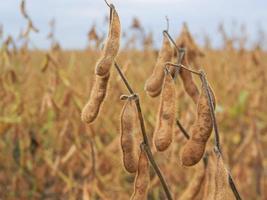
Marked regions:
[176,119,190,139]
[162,31,185,79]
[228,174,242,200]
[165,62,201,76]
[114,61,173,200]
[199,71,221,153]
[163,30,178,51]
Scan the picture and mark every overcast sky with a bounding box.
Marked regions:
[0,0,267,49]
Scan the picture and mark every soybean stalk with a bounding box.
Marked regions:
[114,62,173,200]
[102,3,172,198]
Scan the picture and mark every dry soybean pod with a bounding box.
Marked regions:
[146,87,162,98]
[175,23,204,65]
[201,72,242,200]
[81,74,110,123]
[120,94,140,173]
[130,144,150,200]
[179,160,206,200]
[179,54,199,104]
[180,84,215,166]
[214,152,235,200]
[145,31,173,97]
[95,3,121,76]
[153,68,176,151]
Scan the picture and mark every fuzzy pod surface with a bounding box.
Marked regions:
[95,6,121,76]
[81,74,110,123]
[145,33,173,97]
[153,70,177,151]
[120,97,140,173]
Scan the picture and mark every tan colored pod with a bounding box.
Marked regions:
[214,154,235,200]
[153,70,176,151]
[179,54,199,104]
[120,98,140,173]
[130,147,150,200]
[95,6,121,76]
[146,87,162,98]
[145,33,173,97]
[181,85,215,166]
[179,161,206,200]
[81,74,110,123]
[176,23,204,63]
[203,152,216,200]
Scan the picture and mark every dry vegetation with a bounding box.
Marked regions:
[0,1,267,199]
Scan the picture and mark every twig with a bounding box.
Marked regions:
[20,0,39,35]
[114,61,173,200]
[104,0,112,8]
[114,62,134,94]
[163,30,178,51]
[228,173,242,200]
[162,31,185,79]
[176,119,190,139]
[165,62,201,76]
[173,48,186,79]
[199,71,221,153]
[165,16,169,32]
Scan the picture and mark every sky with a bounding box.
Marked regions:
[0,0,267,49]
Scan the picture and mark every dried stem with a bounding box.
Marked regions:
[165,16,169,32]
[165,62,201,76]
[114,61,173,200]
[20,0,39,35]
[162,31,185,79]
[228,173,242,200]
[173,48,186,79]
[104,0,112,8]
[199,71,221,153]
[163,30,178,51]
[114,62,134,94]
[176,119,190,139]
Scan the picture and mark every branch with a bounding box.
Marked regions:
[162,31,185,79]
[228,173,242,200]
[163,30,178,51]
[114,61,173,200]
[176,119,190,139]
[165,62,201,76]
[199,71,221,153]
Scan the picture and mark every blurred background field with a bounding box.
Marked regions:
[1,0,267,199]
